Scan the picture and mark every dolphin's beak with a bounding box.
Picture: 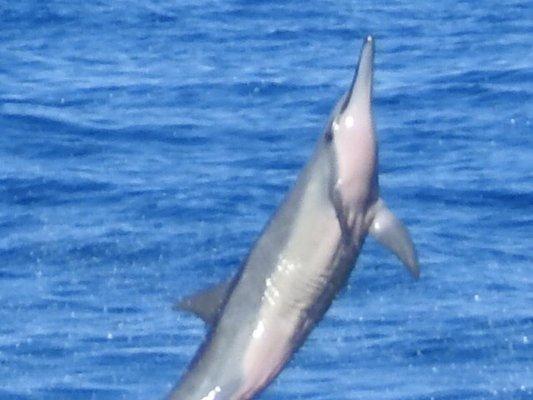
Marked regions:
[343,35,374,112]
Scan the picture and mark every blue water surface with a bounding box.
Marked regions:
[1,1,532,399]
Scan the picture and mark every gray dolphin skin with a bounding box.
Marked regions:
[170,36,419,400]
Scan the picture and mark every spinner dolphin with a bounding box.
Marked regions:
[169,36,419,400]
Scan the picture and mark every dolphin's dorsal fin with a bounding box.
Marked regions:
[369,199,420,279]
[174,278,235,325]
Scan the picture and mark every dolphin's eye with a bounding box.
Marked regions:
[324,129,333,143]
[325,119,339,144]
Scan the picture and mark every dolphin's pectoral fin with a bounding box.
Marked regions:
[369,199,420,279]
[174,277,235,325]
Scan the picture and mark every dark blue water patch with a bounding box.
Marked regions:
[28,298,104,314]
[49,286,89,298]
[400,186,533,211]
[0,4,76,27]
[0,269,33,280]
[406,388,496,400]
[406,336,492,364]
[0,242,47,268]
[0,95,91,109]
[79,331,192,347]
[433,67,533,87]
[65,241,125,261]
[377,90,426,109]
[490,316,533,329]
[478,88,531,105]
[93,349,178,369]
[0,177,113,206]
[0,113,211,149]
[0,391,31,400]
[0,237,175,272]
[36,386,127,400]
[32,141,105,159]
[360,331,388,342]
[8,339,72,359]
[0,325,16,336]
[485,282,517,292]
[509,389,533,400]
[104,306,143,315]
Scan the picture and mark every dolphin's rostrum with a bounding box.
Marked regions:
[169,36,419,400]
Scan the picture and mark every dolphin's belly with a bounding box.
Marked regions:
[233,209,359,398]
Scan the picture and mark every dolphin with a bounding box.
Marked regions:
[169,36,419,400]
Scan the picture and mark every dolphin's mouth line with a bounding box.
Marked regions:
[340,35,374,114]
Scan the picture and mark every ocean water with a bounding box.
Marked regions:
[0,1,531,399]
